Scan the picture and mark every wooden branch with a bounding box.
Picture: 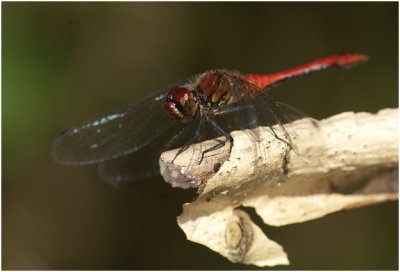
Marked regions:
[159,108,398,267]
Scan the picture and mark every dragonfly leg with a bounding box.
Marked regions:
[171,117,205,163]
[258,95,294,175]
[198,116,233,164]
[269,126,291,175]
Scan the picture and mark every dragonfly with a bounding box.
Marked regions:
[53,53,368,184]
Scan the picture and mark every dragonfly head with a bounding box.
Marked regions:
[164,86,197,123]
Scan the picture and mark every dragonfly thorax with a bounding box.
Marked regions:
[164,86,198,123]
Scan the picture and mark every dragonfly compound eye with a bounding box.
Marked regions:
[164,86,197,123]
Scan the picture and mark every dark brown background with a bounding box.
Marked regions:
[3,2,398,269]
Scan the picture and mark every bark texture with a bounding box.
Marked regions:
[160,108,398,266]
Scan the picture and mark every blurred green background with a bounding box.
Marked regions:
[2,2,398,269]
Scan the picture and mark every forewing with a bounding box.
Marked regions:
[53,90,176,165]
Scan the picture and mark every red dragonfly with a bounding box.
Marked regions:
[53,53,368,184]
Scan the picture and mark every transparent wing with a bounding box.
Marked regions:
[97,139,165,184]
[97,146,161,184]
[249,90,305,146]
[97,118,192,184]
[53,89,177,165]
[250,90,325,158]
